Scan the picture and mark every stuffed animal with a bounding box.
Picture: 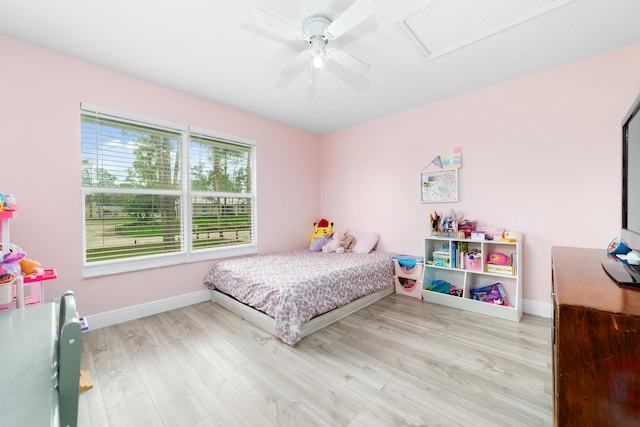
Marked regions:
[343,234,356,253]
[310,218,335,251]
[322,229,350,254]
[1,243,25,264]
[20,258,43,276]
[310,233,332,252]
[0,243,25,278]
[310,218,333,242]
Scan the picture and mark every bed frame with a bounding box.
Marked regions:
[211,286,394,344]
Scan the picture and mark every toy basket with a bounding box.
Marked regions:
[0,277,16,305]
[394,276,423,299]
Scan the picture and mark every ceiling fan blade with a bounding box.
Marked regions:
[249,8,306,40]
[241,22,303,51]
[324,0,376,40]
[327,48,370,76]
[280,50,311,77]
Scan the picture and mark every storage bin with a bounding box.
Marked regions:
[394,276,423,299]
[0,277,15,305]
[465,256,482,271]
[0,276,43,311]
[393,259,424,281]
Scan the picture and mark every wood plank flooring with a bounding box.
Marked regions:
[78,294,552,426]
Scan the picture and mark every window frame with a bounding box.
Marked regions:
[81,104,257,278]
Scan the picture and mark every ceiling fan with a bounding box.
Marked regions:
[248,0,376,83]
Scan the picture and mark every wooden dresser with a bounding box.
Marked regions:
[552,246,640,427]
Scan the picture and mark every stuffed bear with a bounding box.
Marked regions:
[322,229,349,254]
[343,234,356,253]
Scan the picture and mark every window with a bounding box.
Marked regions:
[81,105,256,277]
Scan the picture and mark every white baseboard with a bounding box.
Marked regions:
[523,298,552,318]
[85,289,213,330]
[84,290,551,332]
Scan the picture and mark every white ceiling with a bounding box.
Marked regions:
[1,0,639,134]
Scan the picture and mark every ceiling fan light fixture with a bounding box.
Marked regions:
[312,55,324,68]
[308,33,328,69]
[249,2,374,84]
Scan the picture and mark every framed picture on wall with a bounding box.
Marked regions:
[421,169,459,203]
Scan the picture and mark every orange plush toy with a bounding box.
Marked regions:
[20,258,43,276]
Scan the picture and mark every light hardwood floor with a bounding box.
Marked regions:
[78,294,552,427]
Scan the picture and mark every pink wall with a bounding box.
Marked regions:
[3,34,640,316]
[0,37,321,316]
[320,43,640,305]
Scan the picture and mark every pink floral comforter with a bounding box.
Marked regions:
[203,250,394,346]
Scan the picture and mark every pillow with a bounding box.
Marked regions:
[348,230,380,254]
[310,234,333,252]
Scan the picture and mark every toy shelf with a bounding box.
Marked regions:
[1,209,17,258]
[24,268,57,284]
[421,235,523,322]
[0,271,57,311]
[0,209,57,311]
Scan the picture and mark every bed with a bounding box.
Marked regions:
[203,250,395,346]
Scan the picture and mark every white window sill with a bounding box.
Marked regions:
[82,244,257,278]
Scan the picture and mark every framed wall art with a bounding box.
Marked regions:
[421,168,458,203]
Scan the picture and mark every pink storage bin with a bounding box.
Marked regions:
[465,256,482,271]
[394,276,423,299]
[393,260,424,281]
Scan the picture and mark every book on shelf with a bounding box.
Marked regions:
[451,242,457,268]
[433,247,450,255]
[486,264,515,275]
[433,256,450,267]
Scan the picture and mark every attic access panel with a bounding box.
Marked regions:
[396,0,576,61]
